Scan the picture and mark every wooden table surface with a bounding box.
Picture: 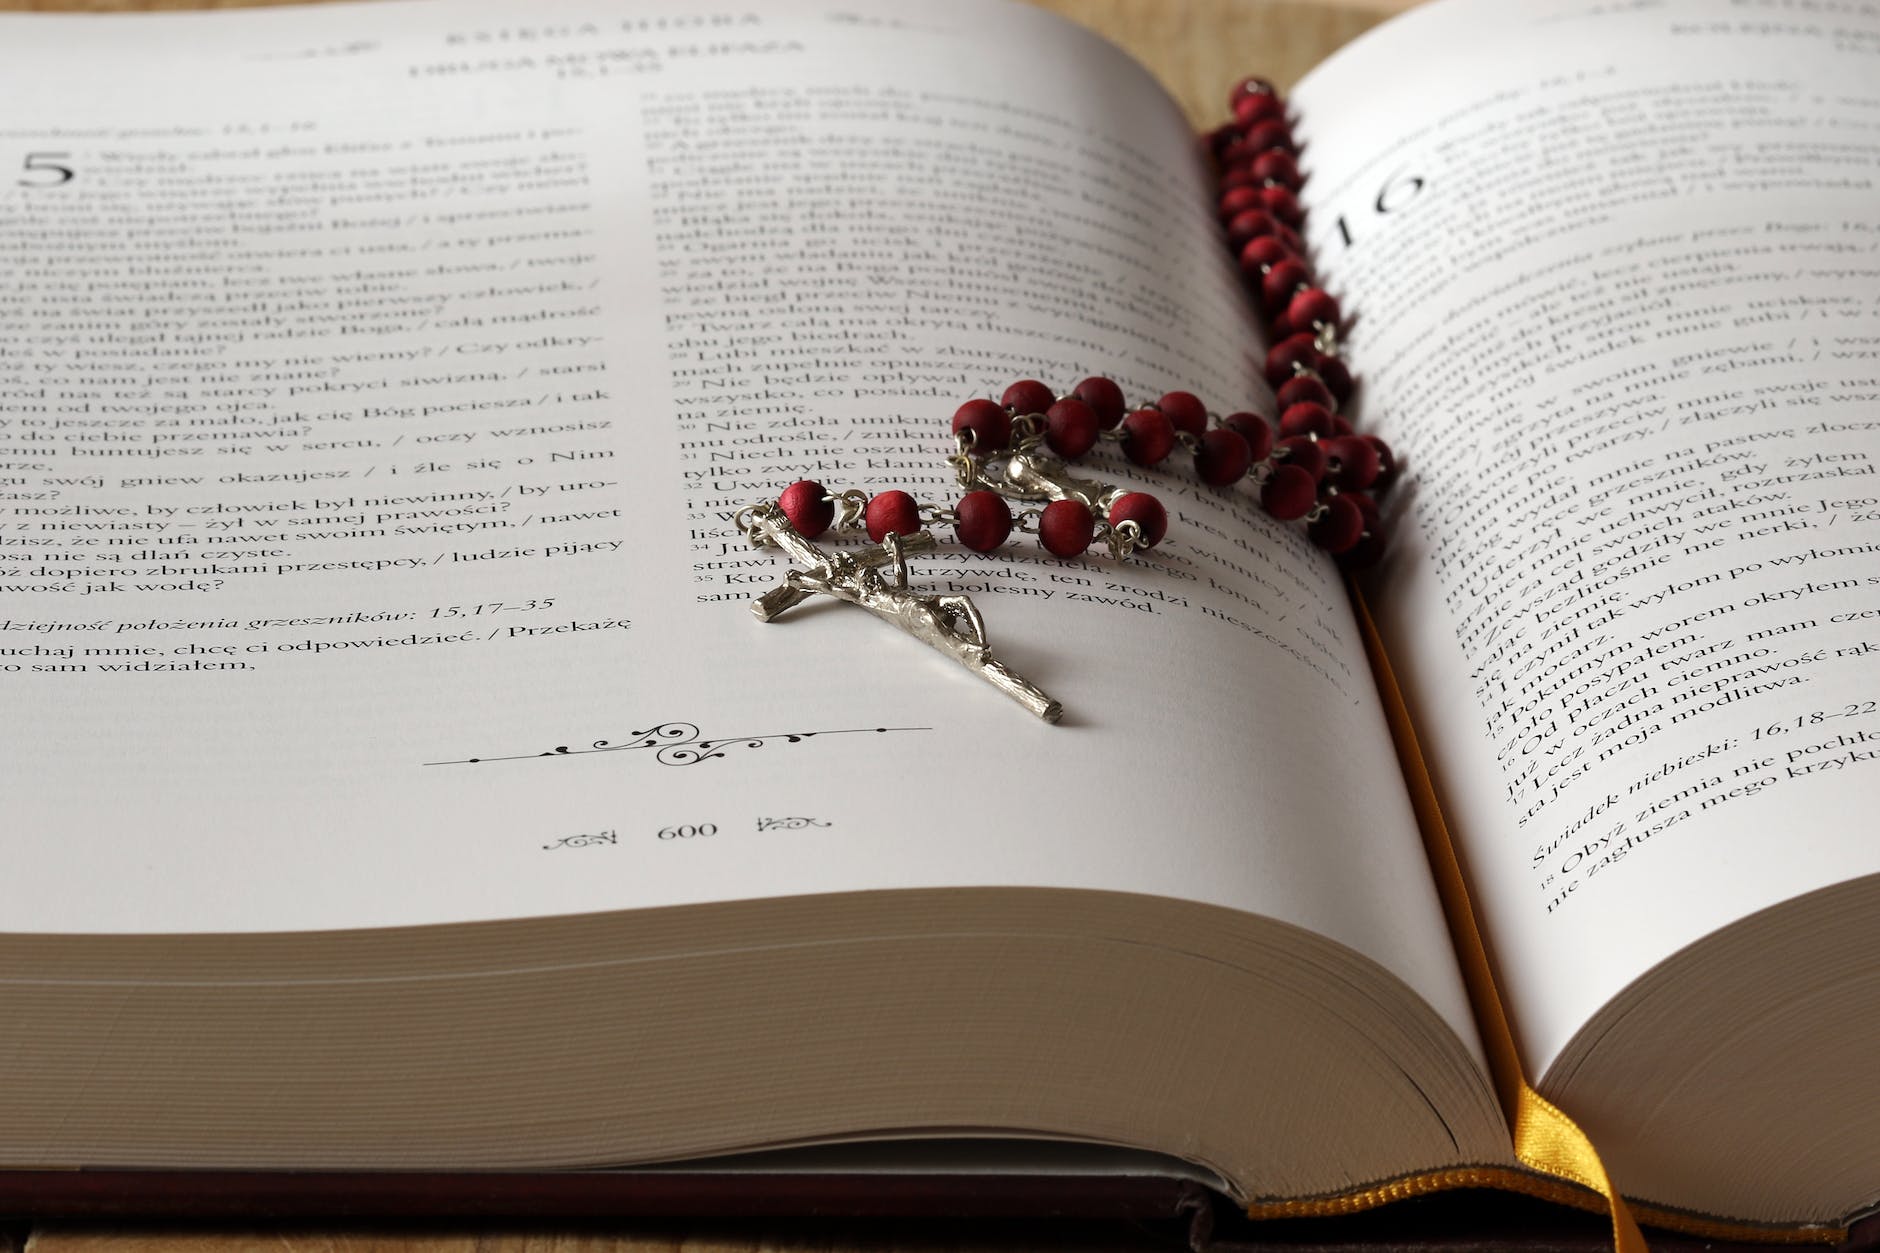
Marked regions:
[0,0,1410,1250]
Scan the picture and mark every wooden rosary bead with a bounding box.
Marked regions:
[1258,184,1304,227]
[1194,427,1253,486]
[1219,136,1268,167]
[1317,357,1354,406]
[1001,378,1056,418]
[1365,435,1399,492]
[952,397,1012,452]
[1108,492,1168,548]
[864,490,922,543]
[1278,402,1336,440]
[1157,390,1210,437]
[1322,434,1381,491]
[1230,210,1285,252]
[1121,406,1177,466]
[1275,434,1326,482]
[1264,332,1321,388]
[1287,287,1339,331]
[1239,235,1294,272]
[1221,411,1274,462]
[778,480,835,540]
[1044,397,1100,459]
[1232,89,1285,127]
[1337,494,1387,569]
[1252,149,1301,189]
[1260,463,1317,520]
[1261,258,1311,314]
[1275,374,1335,413]
[954,489,1014,552]
[1308,493,1366,554]
[1219,185,1263,218]
[1072,375,1127,428]
[1243,120,1293,154]
[1039,498,1096,557]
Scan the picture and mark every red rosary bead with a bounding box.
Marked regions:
[1243,120,1293,154]
[1156,390,1209,437]
[1317,356,1354,406]
[1338,495,1387,569]
[1232,90,1284,127]
[1229,211,1284,253]
[1260,463,1317,520]
[1275,434,1326,482]
[1239,235,1294,272]
[1108,492,1168,548]
[1365,435,1399,492]
[954,489,1013,552]
[952,397,1012,452]
[1278,402,1336,440]
[864,490,922,543]
[1322,434,1381,491]
[1308,493,1366,554]
[1039,498,1096,557]
[1264,332,1320,388]
[1121,407,1176,466]
[1261,258,1310,314]
[778,480,835,539]
[1221,411,1274,462]
[1194,427,1253,486]
[1219,185,1263,218]
[1251,149,1301,189]
[1072,376,1127,428]
[1219,135,1268,168]
[1044,397,1100,459]
[1286,287,1339,331]
[1001,378,1055,418]
[1275,373,1335,413]
[1258,184,1304,227]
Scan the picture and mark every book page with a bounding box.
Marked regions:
[0,0,1481,1051]
[1290,0,1880,1070]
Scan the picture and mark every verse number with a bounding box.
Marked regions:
[1333,168,1425,248]
[657,823,717,840]
[18,152,75,188]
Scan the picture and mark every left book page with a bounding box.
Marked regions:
[0,0,1481,1050]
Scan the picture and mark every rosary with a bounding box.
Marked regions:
[735,79,1396,721]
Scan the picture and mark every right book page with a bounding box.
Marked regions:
[1288,0,1880,1077]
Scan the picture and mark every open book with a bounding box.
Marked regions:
[3,0,1876,1243]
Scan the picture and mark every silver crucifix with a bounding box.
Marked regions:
[742,502,1061,723]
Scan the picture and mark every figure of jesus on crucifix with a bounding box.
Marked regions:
[742,501,1062,723]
